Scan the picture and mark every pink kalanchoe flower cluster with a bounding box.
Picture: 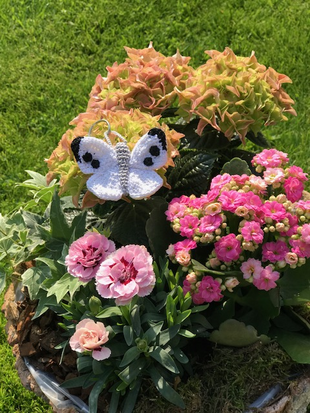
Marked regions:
[96,245,155,306]
[166,149,310,300]
[65,232,115,282]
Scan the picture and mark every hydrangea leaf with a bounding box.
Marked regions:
[46,272,84,303]
[210,319,270,347]
[167,151,217,199]
[22,266,51,300]
[105,197,166,247]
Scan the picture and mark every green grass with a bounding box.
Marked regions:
[0,0,309,411]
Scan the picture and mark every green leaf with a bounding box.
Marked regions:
[122,379,142,413]
[245,131,271,148]
[60,372,93,389]
[77,356,93,373]
[70,210,87,240]
[123,326,134,346]
[150,347,179,374]
[130,304,141,337]
[144,321,164,344]
[0,270,6,294]
[88,368,114,413]
[108,391,120,413]
[22,266,51,300]
[221,157,251,175]
[167,151,217,199]
[159,325,180,346]
[50,191,71,242]
[179,329,196,338]
[119,347,141,368]
[118,358,146,385]
[272,328,310,364]
[278,261,310,305]
[173,348,189,364]
[210,319,271,347]
[145,201,180,260]
[96,306,122,318]
[175,310,191,324]
[46,272,84,302]
[32,289,60,319]
[106,198,165,246]
[35,256,64,274]
[149,366,185,409]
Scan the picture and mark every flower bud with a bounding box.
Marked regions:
[89,296,102,315]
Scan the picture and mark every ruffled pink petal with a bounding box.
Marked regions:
[92,347,111,361]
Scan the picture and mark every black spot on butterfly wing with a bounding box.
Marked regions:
[149,145,160,157]
[82,152,93,162]
[91,159,100,169]
[71,136,84,162]
[148,128,167,151]
[143,157,154,166]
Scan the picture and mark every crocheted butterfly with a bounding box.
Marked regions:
[71,127,167,201]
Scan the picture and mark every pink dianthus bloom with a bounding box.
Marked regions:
[65,232,115,282]
[252,265,280,291]
[96,245,155,306]
[214,233,242,262]
[200,214,222,233]
[241,221,264,244]
[179,215,200,238]
[261,201,287,222]
[284,177,304,203]
[262,240,289,263]
[240,258,263,280]
[252,149,289,168]
[287,166,308,182]
[69,319,111,361]
[198,276,223,303]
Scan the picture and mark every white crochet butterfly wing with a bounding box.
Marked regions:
[71,136,123,201]
[71,128,167,201]
[128,128,168,199]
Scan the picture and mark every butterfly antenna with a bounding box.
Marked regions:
[88,119,127,145]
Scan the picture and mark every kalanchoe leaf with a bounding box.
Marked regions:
[210,319,271,347]
[167,151,217,200]
[221,157,252,175]
[271,328,310,364]
[278,259,310,305]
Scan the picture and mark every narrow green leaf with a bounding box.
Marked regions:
[96,306,122,318]
[175,310,191,324]
[130,304,141,336]
[118,358,146,385]
[149,366,185,409]
[123,325,134,346]
[60,372,93,389]
[179,329,196,338]
[122,379,142,413]
[77,356,93,373]
[108,391,120,413]
[119,347,141,368]
[159,325,180,346]
[150,347,179,374]
[173,348,189,364]
[144,321,164,344]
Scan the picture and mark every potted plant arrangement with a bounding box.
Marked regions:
[1,44,310,413]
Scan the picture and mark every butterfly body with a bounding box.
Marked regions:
[71,128,167,201]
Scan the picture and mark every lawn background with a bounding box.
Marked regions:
[0,0,309,411]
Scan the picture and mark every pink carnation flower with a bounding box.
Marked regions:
[96,245,155,305]
[240,258,263,279]
[284,177,304,202]
[241,221,264,244]
[198,276,223,303]
[69,319,111,361]
[252,265,280,291]
[65,232,115,282]
[214,233,242,262]
[262,240,289,263]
